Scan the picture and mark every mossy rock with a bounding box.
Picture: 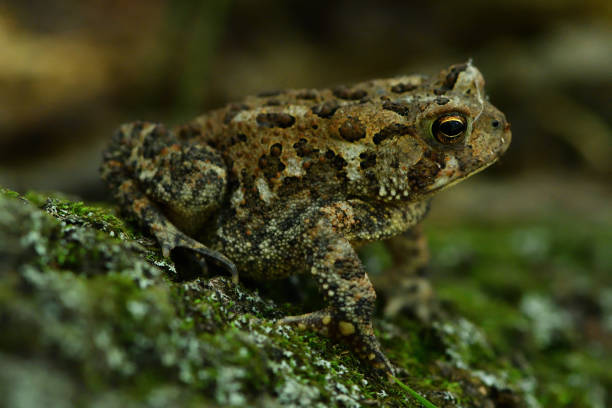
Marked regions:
[1,188,609,407]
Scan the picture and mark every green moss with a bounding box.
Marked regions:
[1,189,609,407]
[1,188,20,199]
[426,216,612,407]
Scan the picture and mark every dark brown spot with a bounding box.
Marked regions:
[131,122,144,134]
[492,120,500,128]
[372,123,414,145]
[325,149,347,170]
[258,153,285,179]
[296,90,317,100]
[278,176,301,195]
[140,126,169,159]
[433,64,469,96]
[229,133,248,146]
[338,117,366,142]
[256,113,296,128]
[359,152,376,169]
[224,103,249,124]
[442,63,468,90]
[365,170,377,188]
[435,97,449,105]
[294,138,316,157]
[293,139,308,156]
[391,83,417,93]
[333,86,367,100]
[382,101,411,117]
[175,124,200,140]
[407,163,435,190]
[407,150,446,190]
[257,89,283,97]
[258,156,267,168]
[311,101,339,118]
[270,143,282,157]
[265,99,282,106]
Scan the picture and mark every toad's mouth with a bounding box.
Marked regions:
[423,157,498,195]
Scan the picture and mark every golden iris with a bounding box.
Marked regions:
[432,114,467,144]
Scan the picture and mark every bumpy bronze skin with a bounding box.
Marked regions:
[101,62,511,376]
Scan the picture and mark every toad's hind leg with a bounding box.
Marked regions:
[377,225,433,320]
[101,121,236,279]
[278,218,393,375]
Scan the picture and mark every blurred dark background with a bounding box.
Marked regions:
[1,0,610,219]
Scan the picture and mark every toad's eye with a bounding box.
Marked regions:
[432,114,467,144]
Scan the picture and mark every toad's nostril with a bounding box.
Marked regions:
[492,120,500,128]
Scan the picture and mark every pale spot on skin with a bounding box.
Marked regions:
[141,122,158,135]
[255,177,274,204]
[397,94,431,105]
[282,105,311,117]
[233,105,310,123]
[137,167,157,181]
[298,323,306,330]
[457,61,485,122]
[337,142,366,182]
[285,157,305,177]
[368,353,376,360]
[230,187,245,207]
[339,321,355,336]
[322,315,332,325]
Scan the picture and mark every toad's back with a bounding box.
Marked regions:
[181,64,509,213]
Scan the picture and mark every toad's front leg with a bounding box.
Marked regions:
[278,215,394,376]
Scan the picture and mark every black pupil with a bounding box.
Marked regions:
[440,119,464,136]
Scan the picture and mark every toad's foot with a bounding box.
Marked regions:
[151,214,238,282]
[278,308,395,376]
